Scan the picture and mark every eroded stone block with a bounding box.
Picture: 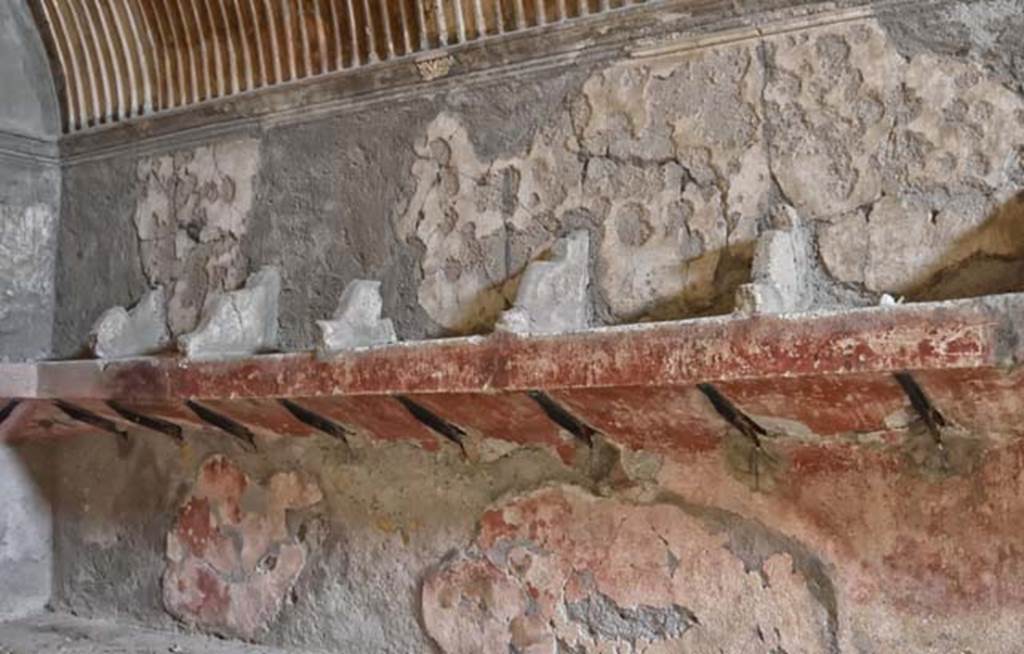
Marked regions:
[89,287,171,359]
[178,267,281,359]
[316,280,397,354]
[497,231,591,335]
[735,207,814,315]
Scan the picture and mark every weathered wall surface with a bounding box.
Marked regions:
[51,1,1024,357]
[31,391,1024,653]
[0,0,61,361]
[0,0,61,623]
[0,441,52,619]
[26,0,1024,652]
[0,159,60,361]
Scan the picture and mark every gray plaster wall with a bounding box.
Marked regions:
[0,0,60,139]
[0,441,52,618]
[0,159,60,361]
[27,2,1024,651]
[49,0,1024,358]
[0,0,62,362]
[0,2,63,620]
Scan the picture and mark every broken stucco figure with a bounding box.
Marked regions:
[734,207,814,315]
[316,280,397,354]
[497,231,591,335]
[178,267,281,359]
[89,287,171,359]
[163,455,322,639]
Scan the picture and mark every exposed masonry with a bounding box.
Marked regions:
[565,593,698,643]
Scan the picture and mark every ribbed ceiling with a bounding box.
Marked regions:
[32,0,645,133]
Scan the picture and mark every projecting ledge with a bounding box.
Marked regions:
[1,293,1023,454]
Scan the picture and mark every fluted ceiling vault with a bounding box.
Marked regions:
[31,0,644,133]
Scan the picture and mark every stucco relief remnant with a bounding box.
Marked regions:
[400,18,1024,332]
[134,139,259,336]
[398,43,768,333]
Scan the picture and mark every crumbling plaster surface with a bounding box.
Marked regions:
[27,2,1024,651]
[134,140,260,337]
[43,416,589,651]
[403,15,1024,332]
[163,455,323,639]
[423,485,835,653]
[32,404,1024,653]
[0,442,51,619]
[50,2,1024,356]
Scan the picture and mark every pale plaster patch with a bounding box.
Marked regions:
[134,139,259,335]
[402,18,1024,328]
[765,20,1024,295]
[399,42,768,330]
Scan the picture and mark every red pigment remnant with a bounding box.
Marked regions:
[164,455,322,639]
[195,455,249,525]
[552,387,720,456]
[295,395,443,450]
[177,498,215,557]
[194,565,231,621]
[31,293,1000,404]
[424,486,832,653]
[657,433,1024,625]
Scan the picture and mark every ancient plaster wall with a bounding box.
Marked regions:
[52,1,1024,357]
[0,0,62,361]
[0,0,60,139]
[0,160,60,361]
[32,391,1024,653]
[0,441,52,618]
[33,0,1024,652]
[0,2,62,618]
